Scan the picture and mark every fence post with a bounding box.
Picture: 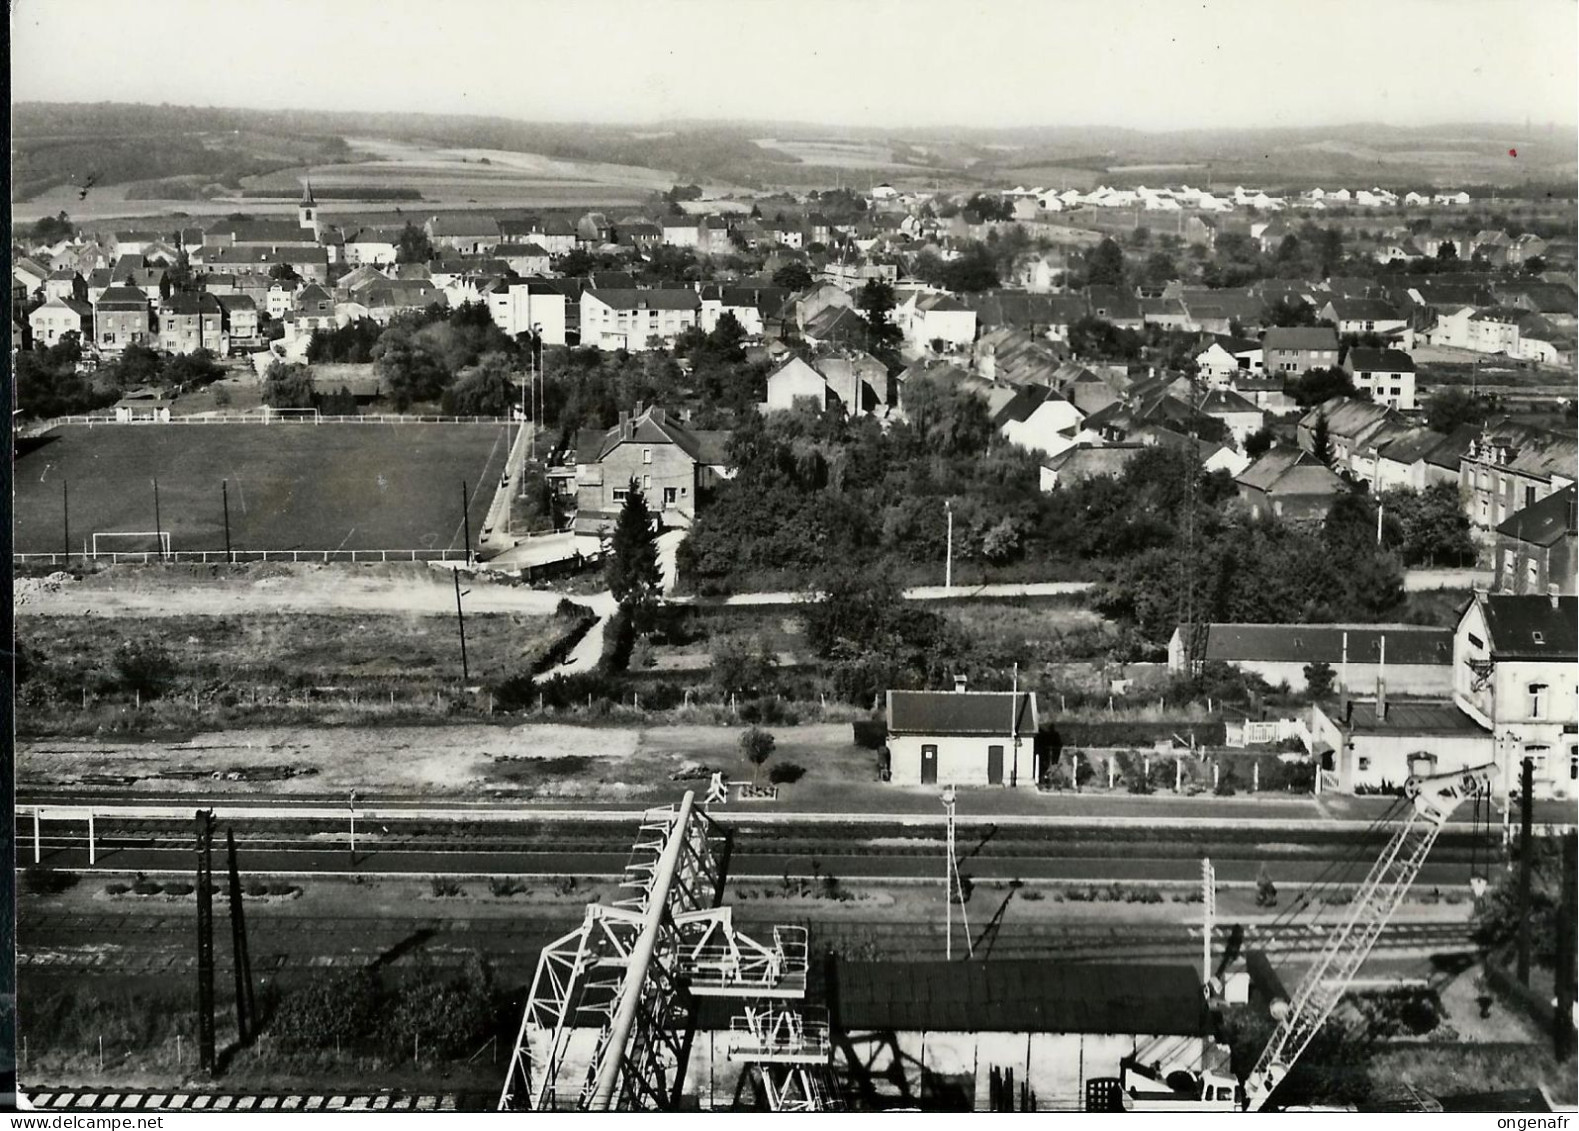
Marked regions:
[1252,762,1260,793]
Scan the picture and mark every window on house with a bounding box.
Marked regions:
[1529,683,1548,718]
[1525,745,1550,774]
[612,488,628,503]
[1525,486,1537,509]
[1527,559,1540,591]
[1357,756,1371,772]
[1570,749,1578,781]
[643,475,651,490]
[1479,498,1489,522]
[642,448,652,464]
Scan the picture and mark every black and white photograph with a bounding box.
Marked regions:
[6,0,1579,1116]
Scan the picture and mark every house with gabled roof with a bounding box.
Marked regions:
[575,405,732,529]
[1263,326,1339,374]
[910,292,977,350]
[580,288,701,351]
[29,296,92,347]
[1197,387,1264,447]
[886,681,1039,786]
[762,355,828,413]
[1297,396,1407,482]
[423,214,500,255]
[1453,591,1578,798]
[1493,485,1577,597]
[1342,347,1417,410]
[996,384,1085,459]
[1235,447,1345,522]
[1460,422,1579,536]
[1168,622,1454,695]
[92,285,154,354]
[1319,297,1407,338]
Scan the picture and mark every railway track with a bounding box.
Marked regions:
[18,1089,478,1112]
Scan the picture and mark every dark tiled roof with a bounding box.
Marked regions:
[831,959,1210,1036]
[1193,623,1453,666]
[887,689,1035,736]
[94,286,151,310]
[1480,594,1578,660]
[1495,485,1577,547]
[586,288,699,312]
[1263,326,1339,351]
[1344,700,1486,734]
[1346,347,1415,373]
[1325,297,1401,320]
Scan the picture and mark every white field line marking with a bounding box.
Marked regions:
[334,526,357,551]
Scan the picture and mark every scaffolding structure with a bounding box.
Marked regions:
[499,791,831,1113]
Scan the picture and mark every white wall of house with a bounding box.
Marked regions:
[764,357,826,412]
[889,733,1033,787]
[915,308,978,349]
[1350,367,1417,411]
[1001,399,1085,459]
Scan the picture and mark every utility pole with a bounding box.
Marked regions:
[226,830,255,1045]
[453,570,470,684]
[944,500,953,590]
[221,480,233,564]
[196,810,216,1075]
[1010,662,1020,788]
[942,785,973,961]
[62,479,69,565]
[1517,756,1534,985]
[1202,857,1216,989]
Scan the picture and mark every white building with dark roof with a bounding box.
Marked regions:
[885,682,1039,786]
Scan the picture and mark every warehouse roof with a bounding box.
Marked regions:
[1178,623,1453,666]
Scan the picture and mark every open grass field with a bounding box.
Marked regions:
[14,423,510,556]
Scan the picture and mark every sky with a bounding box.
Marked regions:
[10,0,1579,131]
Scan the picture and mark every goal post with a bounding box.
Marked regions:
[91,531,172,559]
[262,406,323,424]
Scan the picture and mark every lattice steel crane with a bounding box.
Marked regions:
[1240,762,1492,1112]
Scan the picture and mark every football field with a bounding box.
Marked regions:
[14,423,512,557]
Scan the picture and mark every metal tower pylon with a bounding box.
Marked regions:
[498,792,810,1113]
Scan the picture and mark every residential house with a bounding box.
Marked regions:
[1177,288,1264,336]
[495,242,552,277]
[1235,447,1345,522]
[1453,591,1578,799]
[813,350,888,416]
[290,284,337,336]
[1197,388,1264,447]
[359,280,448,324]
[997,385,1086,459]
[265,279,302,319]
[343,228,402,267]
[1168,623,1454,695]
[973,326,1065,387]
[762,355,828,412]
[1493,485,1577,596]
[84,268,114,306]
[1342,347,1417,410]
[964,293,1087,344]
[575,406,732,528]
[1459,423,1579,536]
[217,294,261,350]
[43,269,87,303]
[1372,428,1453,493]
[1038,443,1145,491]
[487,279,568,345]
[1297,396,1407,483]
[1084,285,1143,330]
[535,217,579,256]
[786,282,855,334]
[423,215,501,255]
[799,304,871,350]
[1320,298,1407,339]
[158,292,226,355]
[910,293,978,350]
[579,288,701,351]
[618,220,663,251]
[28,296,92,347]
[577,212,612,246]
[1263,326,1339,374]
[92,286,154,354]
[1194,336,1264,387]
[1230,374,1296,414]
[202,219,319,252]
[885,683,1040,787]
[661,216,702,249]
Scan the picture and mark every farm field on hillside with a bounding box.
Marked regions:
[14,423,510,557]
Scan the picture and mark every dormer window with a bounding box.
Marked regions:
[1532,632,1545,646]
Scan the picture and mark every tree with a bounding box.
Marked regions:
[855,279,904,367]
[30,211,74,244]
[1309,411,1333,466]
[1244,426,1276,458]
[441,352,516,415]
[711,634,777,698]
[1380,484,1477,567]
[373,329,448,409]
[395,221,434,264]
[268,261,301,282]
[1425,387,1488,434]
[1142,250,1178,288]
[1473,835,1565,969]
[261,360,316,408]
[1291,366,1357,409]
[1263,297,1320,328]
[772,262,814,291]
[1303,660,1336,699]
[1084,238,1126,287]
[940,244,1000,292]
[606,480,663,628]
[739,726,776,786]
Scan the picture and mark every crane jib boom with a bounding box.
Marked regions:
[1241,764,1492,1113]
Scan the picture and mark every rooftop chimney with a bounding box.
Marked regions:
[953,675,968,694]
[1375,678,1387,722]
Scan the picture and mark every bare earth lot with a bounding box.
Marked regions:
[14,424,509,556]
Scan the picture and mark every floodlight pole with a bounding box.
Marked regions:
[944,500,953,590]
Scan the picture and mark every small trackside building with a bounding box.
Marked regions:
[886,684,1038,787]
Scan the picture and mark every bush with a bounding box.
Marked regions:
[852,718,887,749]
[768,761,806,785]
[430,878,464,898]
[266,881,298,896]
[245,880,269,897]
[640,680,686,710]
[272,970,384,1051]
[489,878,528,897]
[630,636,657,669]
[113,639,176,698]
[23,865,79,895]
[162,881,195,896]
[104,882,131,895]
[132,878,162,895]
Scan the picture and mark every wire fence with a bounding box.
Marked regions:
[14,548,473,566]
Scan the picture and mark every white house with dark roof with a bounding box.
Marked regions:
[886,682,1040,787]
[910,293,978,350]
[580,288,701,351]
[29,296,92,346]
[1453,591,1578,798]
[1168,622,1454,695]
[1342,347,1417,410]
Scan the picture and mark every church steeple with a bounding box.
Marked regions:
[298,180,319,237]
